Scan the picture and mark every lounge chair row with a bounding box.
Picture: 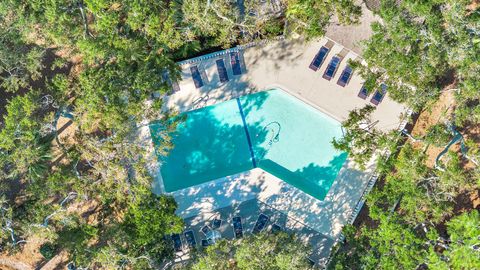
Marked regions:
[232,213,283,238]
[189,51,243,89]
[171,213,285,251]
[171,230,198,251]
[358,83,387,105]
[172,218,224,251]
[309,46,354,87]
[309,45,388,105]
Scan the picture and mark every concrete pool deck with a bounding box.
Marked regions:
[139,36,409,266]
[164,37,407,131]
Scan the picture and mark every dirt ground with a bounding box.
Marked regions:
[410,89,456,167]
[0,40,84,269]
[354,87,480,227]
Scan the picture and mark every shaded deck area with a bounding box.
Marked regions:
[173,198,335,267]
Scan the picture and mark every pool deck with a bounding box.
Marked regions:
[139,36,409,267]
[164,37,407,131]
[168,160,374,265]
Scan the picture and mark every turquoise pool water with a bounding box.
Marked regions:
[150,89,347,200]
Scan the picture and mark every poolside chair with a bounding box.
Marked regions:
[201,239,214,247]
[216,59,229,83]
[309,46,330,71]
[230,51,242,75]
[323,56,342,80]
[162,71,180,93]
[252,213,270,234]
[171,233,183,252]
[201,225,212,236]
[370,84,387,105]
[270,223,282,234]
[190,65,204,88]
[232,216,243,239]
[357,86,369,99]
[337,66,353,87]
[183,230,196,248]
[212,218,222,230]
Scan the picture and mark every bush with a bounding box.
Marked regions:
[40,242,57,260]
[424,123,452,147]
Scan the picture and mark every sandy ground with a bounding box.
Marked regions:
[325,1,379,54]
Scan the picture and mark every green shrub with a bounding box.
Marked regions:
[40,242,57,260]
[424,123,452,147]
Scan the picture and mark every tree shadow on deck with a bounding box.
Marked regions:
[150,91,271,192]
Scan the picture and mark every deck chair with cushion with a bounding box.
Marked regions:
[216,59,229,83]
[323,48,348,80]
[230,51,243,75]
[337,66,353,87]
[309,46,330,71]
[370,83,387,105]
[184,230,196,248]
[252,213,270,234]
[171,234,183,252]
[212,218,222,229]
[201,225,211,236]
[190,65,204,88]
[358,86,369,99]
[232,216,243,239]
[323,56,342,80]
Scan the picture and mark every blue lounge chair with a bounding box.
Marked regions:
[252,213,270,234]
[370,84,387,105]
[184,230,196,248]
[171,234,183,252]
[309,46,329,71]
[212,218,222,229]
[190,65,204,88]
[358,86,369,99]
[323,56,341,80]
[201,239,213,247]
[270,223,282,234]
[337,66,353,87]
[162,71,180,93]
[230,52,242,75]
[216,59,229,83]
[201,225,211,235]
[232,216,243,238]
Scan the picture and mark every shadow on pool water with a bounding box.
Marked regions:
[150,89,347,199]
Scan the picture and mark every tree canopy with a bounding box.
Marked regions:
[189,232,313,270]
[330,1,480,269]
[0,0,478,269]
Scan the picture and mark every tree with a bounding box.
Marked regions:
[190,232,313,270]
[427,211,480,269]
[362,214,427,269]
[332,105,400,169]
[0,92,52,181]
[424,123,453,147]
[121,193,183,264]
[285,0,362,38]
[0,2,45,92]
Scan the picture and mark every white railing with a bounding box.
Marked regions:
[325,108,414,268]
[176,36,286,66]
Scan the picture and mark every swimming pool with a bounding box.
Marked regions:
[150,89,347,200]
